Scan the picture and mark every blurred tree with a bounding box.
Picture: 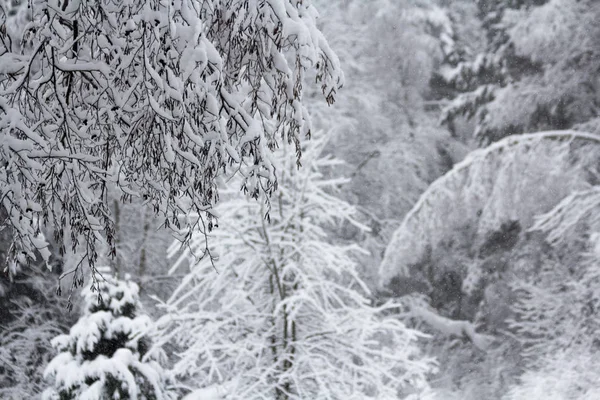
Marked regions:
[440,0,600,144]
[379,130,600,398]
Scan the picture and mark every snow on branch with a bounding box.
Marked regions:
[0,0,342,290]
[530,186,600,247]
[380,130,600,285]
[410,306,495,352]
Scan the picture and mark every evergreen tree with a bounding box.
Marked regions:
[43,270,174,400]
[440,0,600,143]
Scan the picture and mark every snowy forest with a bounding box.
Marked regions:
[1,0,599,398]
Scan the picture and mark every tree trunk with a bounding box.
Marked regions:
[138,208,151,291]
[112,199,121,276]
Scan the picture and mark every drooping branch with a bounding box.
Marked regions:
[0,0,343,292]
[410,306,495,351]
[380,130,600,285]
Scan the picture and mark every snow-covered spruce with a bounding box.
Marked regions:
[43,271,175,400]
[152,135,435,399]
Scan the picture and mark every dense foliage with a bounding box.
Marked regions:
[0,0,342,284]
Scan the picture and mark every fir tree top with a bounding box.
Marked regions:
[44,270,174,400]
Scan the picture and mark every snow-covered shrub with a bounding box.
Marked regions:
[0,205,77,399]
[503,346,600,400]
[0,266,77,399]
[43,271,174,400]
[153,135,435,399]
[510,188,600,355]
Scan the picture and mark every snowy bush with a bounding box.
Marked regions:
[43,270,175,400]
[0,267,77,399]
[503,347,600,400]
[500,188,600,398]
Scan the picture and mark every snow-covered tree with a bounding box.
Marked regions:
[440,0,600,143]
[378,131,600,399]
[0,0,342,283]
[500,188,600,399]
[380,131,600,287]
[43,269,175,400]
[153,134,434,399]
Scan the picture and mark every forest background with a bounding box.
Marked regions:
[1,0,600,399]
